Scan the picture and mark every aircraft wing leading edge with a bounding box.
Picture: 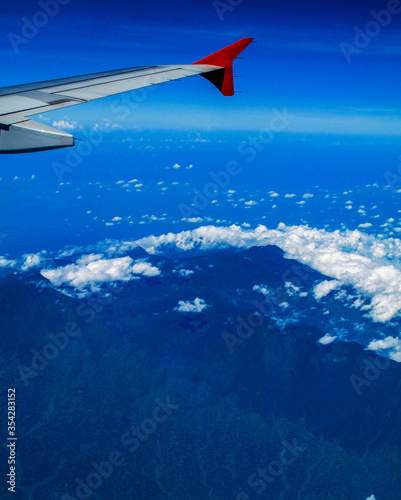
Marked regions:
[0,38,253,154]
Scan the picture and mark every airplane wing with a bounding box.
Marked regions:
[0,38,253,154]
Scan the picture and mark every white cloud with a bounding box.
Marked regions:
[41,256,160,294]
[182,217,203,223]
[131,261,161,277]
[285,282,300,294]
[365,496,376,500]
[76,254,103,265]
[174,298,208,313]
[303,193,314,199]
[21,253,43,271]
[318,334,337,345]
[368,336,400,351]
[252,284,271,296]
[313,280,342,300]
[0,257,16,268]
[359,223,372,228]
[136,224,401,323]
[174,269,195,277]
[53,120,77,130]
[93,122,121,131]
[367,336,401,361]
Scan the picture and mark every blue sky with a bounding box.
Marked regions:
[1,0,401,134]
[1,0,401,259]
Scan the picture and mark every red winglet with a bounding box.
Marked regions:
[192,38,253,96]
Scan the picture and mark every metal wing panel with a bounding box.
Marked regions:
[51,66,201,100]
[0,102,80,126]
[0,95,46,115]
[0,65,155,97]
[0,64,218,126]
[39,66,171,94]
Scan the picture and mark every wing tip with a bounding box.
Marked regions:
[192,38,254,67]
[192,38,253,96]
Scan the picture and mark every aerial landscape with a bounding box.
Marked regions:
[1,0,401,499]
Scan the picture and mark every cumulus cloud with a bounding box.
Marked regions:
[21,253,43,271]
[318,334,337,345]
[41,255,160,294]
[131,261,161,277]
[93,122,121,131]
[136,224,401,323]
[0,257,16,268]
[252,284,271,296]
[367,336,401,361]
[52,120,77,130]
[368,336,400,350]
[174,269,195,277]
[174,298,208,313]
[76,254,103,265]
[182,217,203,223]
[313,280,342,300]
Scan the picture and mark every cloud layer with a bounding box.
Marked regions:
[137,224,401,323]
[4,223,401,361]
